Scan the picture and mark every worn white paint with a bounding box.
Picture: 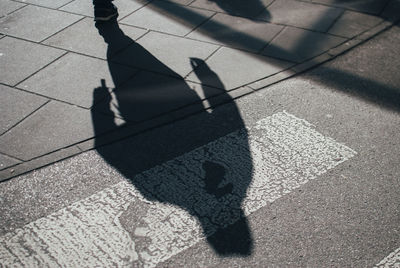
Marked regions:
[375,248,400,268]
[0,111,356,267]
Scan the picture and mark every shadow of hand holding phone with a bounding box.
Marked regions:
[91,20,254,257]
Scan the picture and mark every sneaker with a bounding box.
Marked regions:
[94,4,118,21]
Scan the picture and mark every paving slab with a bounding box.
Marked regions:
[0,85,48,135]
[0,101,120,161]
[0,5,82,42]
[43,18,147,59]
[18,0,73,9]
[310,0,390,14]
[258,0,343,32]
[0,0,25,18]
[60,0,146,19]
[0,37,65,86]
[19,53,136,108]
[120,0,214,36]
[189,0,273,19]
[187,13,283,52]
[0,153,21,170]
[262,26,346,63]
[186,47,293,89]
[112,31,219,77]
[328,10,383,38]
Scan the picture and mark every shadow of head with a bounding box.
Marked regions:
[92,20,254,257]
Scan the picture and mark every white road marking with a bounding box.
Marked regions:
[0,112,356,267]
[375,248,400,268]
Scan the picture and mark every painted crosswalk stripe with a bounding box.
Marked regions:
[375,248,400,267]
[0,111,356,267]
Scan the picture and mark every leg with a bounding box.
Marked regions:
[93,0,118,21]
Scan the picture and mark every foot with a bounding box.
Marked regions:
[94,4,118,21]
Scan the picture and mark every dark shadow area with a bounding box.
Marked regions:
[92,20,253,257]
[142,0,400,111]
[200,0,271,19]
[307,66,400,111]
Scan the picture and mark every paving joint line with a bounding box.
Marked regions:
[324,8,346,33]
[2,2,28,16]
[57,0,78,10]
[183,45,223,80]
[0,100,51,139]
[40,16,86,44]
[5,1,82,15]
[117,0,155,21]
[13,51,69,88]
[257,25,287,54]
[184,11,217,37]
[0,151,24,164]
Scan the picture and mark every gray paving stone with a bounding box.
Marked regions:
[0,0,25,17]
[0,153,21,171]
[43,18,147,59]
[186,47,293,89]
[120,0,214,36]
[310,0,390,14]
[0,85,48,135]
[0,5,82,42]
[19,0,72,9]
[258,0,343,32]
[328,11,383,38]
[0,37,65,86]
[262,26,346,63]
[0,146,82,181]
[19,53,136,108]
[112,31,219,77]
[189,0,273,18]
[105,71,213,122]
[187,13,283,52]
[60,0,146,19]
[0,101,118,161]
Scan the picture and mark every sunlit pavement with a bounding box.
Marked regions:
[0,0,399,266]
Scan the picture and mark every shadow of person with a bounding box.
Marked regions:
[92,20,254,258]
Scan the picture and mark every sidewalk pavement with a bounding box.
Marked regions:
[1,0,399,181]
